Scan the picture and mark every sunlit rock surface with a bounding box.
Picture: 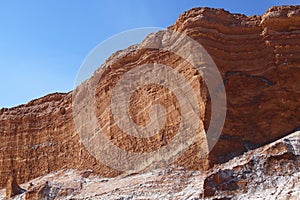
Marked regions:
[0,5,299,199]
[1,131,299,199]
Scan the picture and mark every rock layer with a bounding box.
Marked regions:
[0,5,299,188]
[1,131,299,199]
[170,6,300,165]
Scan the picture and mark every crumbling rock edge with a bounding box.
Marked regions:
[1,131,299,199]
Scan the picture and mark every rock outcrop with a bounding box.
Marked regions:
[1,131,299,199]
[203,131,300,199]
[0,5,299,190]
[25,181,51,200]
[5,173,25,198]
[0,92,118,189]
[170,5,300,166]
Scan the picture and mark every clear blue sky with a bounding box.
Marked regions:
[0,0,299,108]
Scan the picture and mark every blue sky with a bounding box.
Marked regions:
[0,0,299,108]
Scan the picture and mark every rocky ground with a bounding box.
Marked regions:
[1,131,299,199]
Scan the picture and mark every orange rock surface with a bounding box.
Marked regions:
[0,5,299,189]
[1,131,299,199]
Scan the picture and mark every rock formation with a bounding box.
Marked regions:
[5,173,25,198]
[25,181,51,200]
[202,131,300,199]
[0,6,299,198]
[170,5,300,166]
[1,131,299,199]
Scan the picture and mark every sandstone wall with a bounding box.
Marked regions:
[0,6,299,188]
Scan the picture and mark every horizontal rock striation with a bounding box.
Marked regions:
[170,5,300,165]
[0,5,299,189]
[0,93,120,189]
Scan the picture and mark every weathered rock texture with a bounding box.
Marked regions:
[1,131,299,199]
[0,5,299,189]
[5,173,25,198]
[203,131,300,199]
[0,92,119,189]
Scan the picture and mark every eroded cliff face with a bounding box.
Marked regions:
[0,5,299,190]
[170,6,300,165]
[0,93,120,189]
[1,131,299,199]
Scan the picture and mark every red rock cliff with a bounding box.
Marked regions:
[0,5,299,189]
